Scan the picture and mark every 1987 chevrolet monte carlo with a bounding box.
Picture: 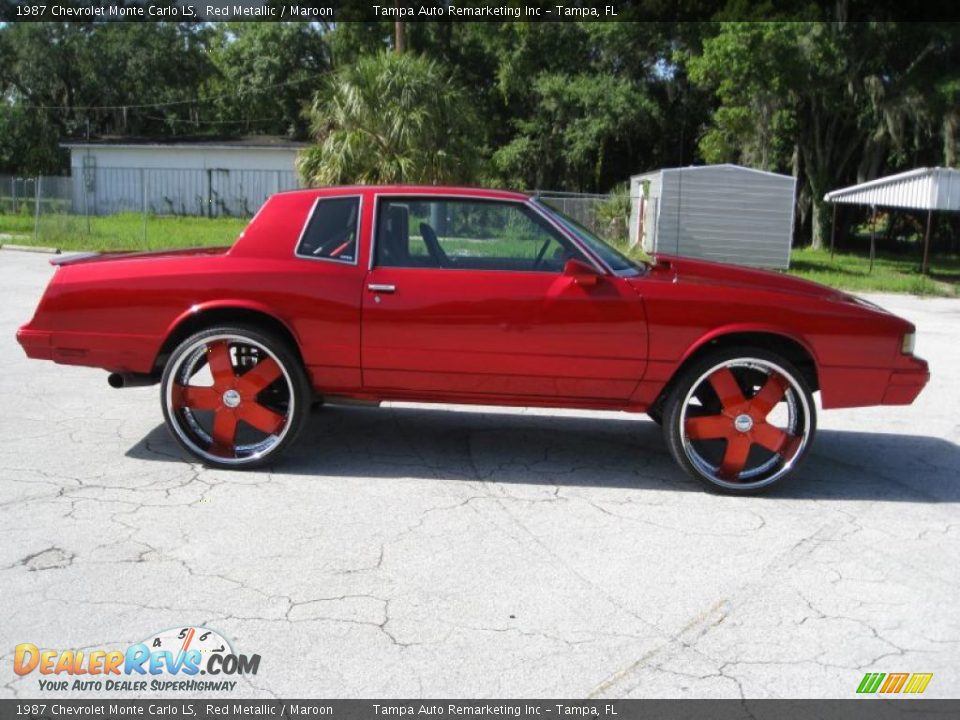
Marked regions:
[17,186,929,493]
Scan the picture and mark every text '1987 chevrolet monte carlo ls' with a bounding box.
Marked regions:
[16,186,929,493]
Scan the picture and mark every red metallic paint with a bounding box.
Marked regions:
[16,186,929,414]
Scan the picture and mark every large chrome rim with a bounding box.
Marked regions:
[165,334,295,465]
[679,358,812,490]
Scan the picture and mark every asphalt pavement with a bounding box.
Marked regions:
[1,249,957,699]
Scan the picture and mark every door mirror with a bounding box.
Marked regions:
[563,259,601,286]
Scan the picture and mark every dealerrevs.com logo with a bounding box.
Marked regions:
[856,672,933,695]
[14,626,260,693]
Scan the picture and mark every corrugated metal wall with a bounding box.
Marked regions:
[824,168,960,211]
[633,165,795,269]
[71,167,299,217]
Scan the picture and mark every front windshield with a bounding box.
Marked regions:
[533,199,644,276]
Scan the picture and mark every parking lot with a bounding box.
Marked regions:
[0,249,957,699]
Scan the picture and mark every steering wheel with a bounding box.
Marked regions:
[532,238,552,270]
[419,222,451,268]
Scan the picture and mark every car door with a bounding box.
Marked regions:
[361,196,648,403]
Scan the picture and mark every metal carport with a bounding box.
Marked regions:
[824,167,960,275]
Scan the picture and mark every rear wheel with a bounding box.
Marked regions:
[662,348,816,494]
[160,325,310,469]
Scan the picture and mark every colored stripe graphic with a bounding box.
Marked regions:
[857,672,932,694]
[903,673,933,694]
[880,673,909,693]
[857,673,885,693]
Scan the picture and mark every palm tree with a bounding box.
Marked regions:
[298,52,482,186]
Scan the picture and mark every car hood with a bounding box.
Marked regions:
[641,253,855,303]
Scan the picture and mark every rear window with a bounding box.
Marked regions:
[295,196,361,264]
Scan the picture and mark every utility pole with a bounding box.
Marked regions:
[394,1,406,53]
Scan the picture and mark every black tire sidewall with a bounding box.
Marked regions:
[160,324,311,469]
[661,347,817,495]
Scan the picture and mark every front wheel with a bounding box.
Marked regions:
[160,325,310,469]
[661,348,816,494]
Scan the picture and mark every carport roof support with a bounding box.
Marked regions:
[823,167,960,275]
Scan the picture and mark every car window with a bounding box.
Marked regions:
[295,196,361,263]
[534,199,644,276]
[374,198,587,272]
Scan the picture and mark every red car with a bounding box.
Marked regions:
[16,186,929,493]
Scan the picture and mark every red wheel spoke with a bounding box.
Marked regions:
[211,409,238,452]
[708,368,746,410]
[206,341,236,388]
[752,422,790,453]
[750,374,787,418]
[238,402,286,435]
[685,415,733,440]
[751,424,780,453]
[237,357,283,396]
[174,384,220,411]
[718,436,751,479]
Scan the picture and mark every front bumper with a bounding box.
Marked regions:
[882,360,930,405]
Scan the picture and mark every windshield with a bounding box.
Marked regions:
[533,199,644,276]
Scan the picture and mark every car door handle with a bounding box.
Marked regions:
[367,283,396,293]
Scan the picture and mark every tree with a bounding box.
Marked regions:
[298,51,483,186]
[687,21,960,248]
[493,73,657,191]
[205,23,330,138]
[0,22,215,173]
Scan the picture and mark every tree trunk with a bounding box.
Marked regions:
[944,111,959,168]
[811,196,827,250]
[394,17,406,54]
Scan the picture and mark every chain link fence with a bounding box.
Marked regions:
[0,168,300,252]
[0,170,623,252]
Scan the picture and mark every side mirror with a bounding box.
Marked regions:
[563,259,601,287]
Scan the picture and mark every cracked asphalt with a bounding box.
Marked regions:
[1,249,958,699]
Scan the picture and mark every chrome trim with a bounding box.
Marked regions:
[369,192,604,274]
[367,283,396,293]
[293,194,363,266]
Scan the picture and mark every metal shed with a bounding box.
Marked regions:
[824,167,960,274]
[628,164,797,269]
[62,137,305,217]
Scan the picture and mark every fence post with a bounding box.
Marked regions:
[33,176,42,242]
[83,172,91,235]
[141,168,148,245]
[10,177,15,214]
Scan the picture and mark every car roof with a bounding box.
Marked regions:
[277,185,531,202]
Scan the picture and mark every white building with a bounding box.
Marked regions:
[62,137,307,217]
[629,164,797,269]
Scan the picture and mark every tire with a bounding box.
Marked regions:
[661,347,816,494]
[160,325,311,469]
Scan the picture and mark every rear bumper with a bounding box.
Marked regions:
[16,325,157,373]
[16,326,53,361]
[882,361,930,405]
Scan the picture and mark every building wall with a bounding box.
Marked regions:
[67,146,303,217]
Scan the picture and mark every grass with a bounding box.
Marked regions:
[0,212,247,252]
[788,246,959,297]
[612,238,959,297]
[2,211,957,298]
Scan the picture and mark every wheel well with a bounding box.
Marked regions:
[153,308,303,373]
[651,332,819,411]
